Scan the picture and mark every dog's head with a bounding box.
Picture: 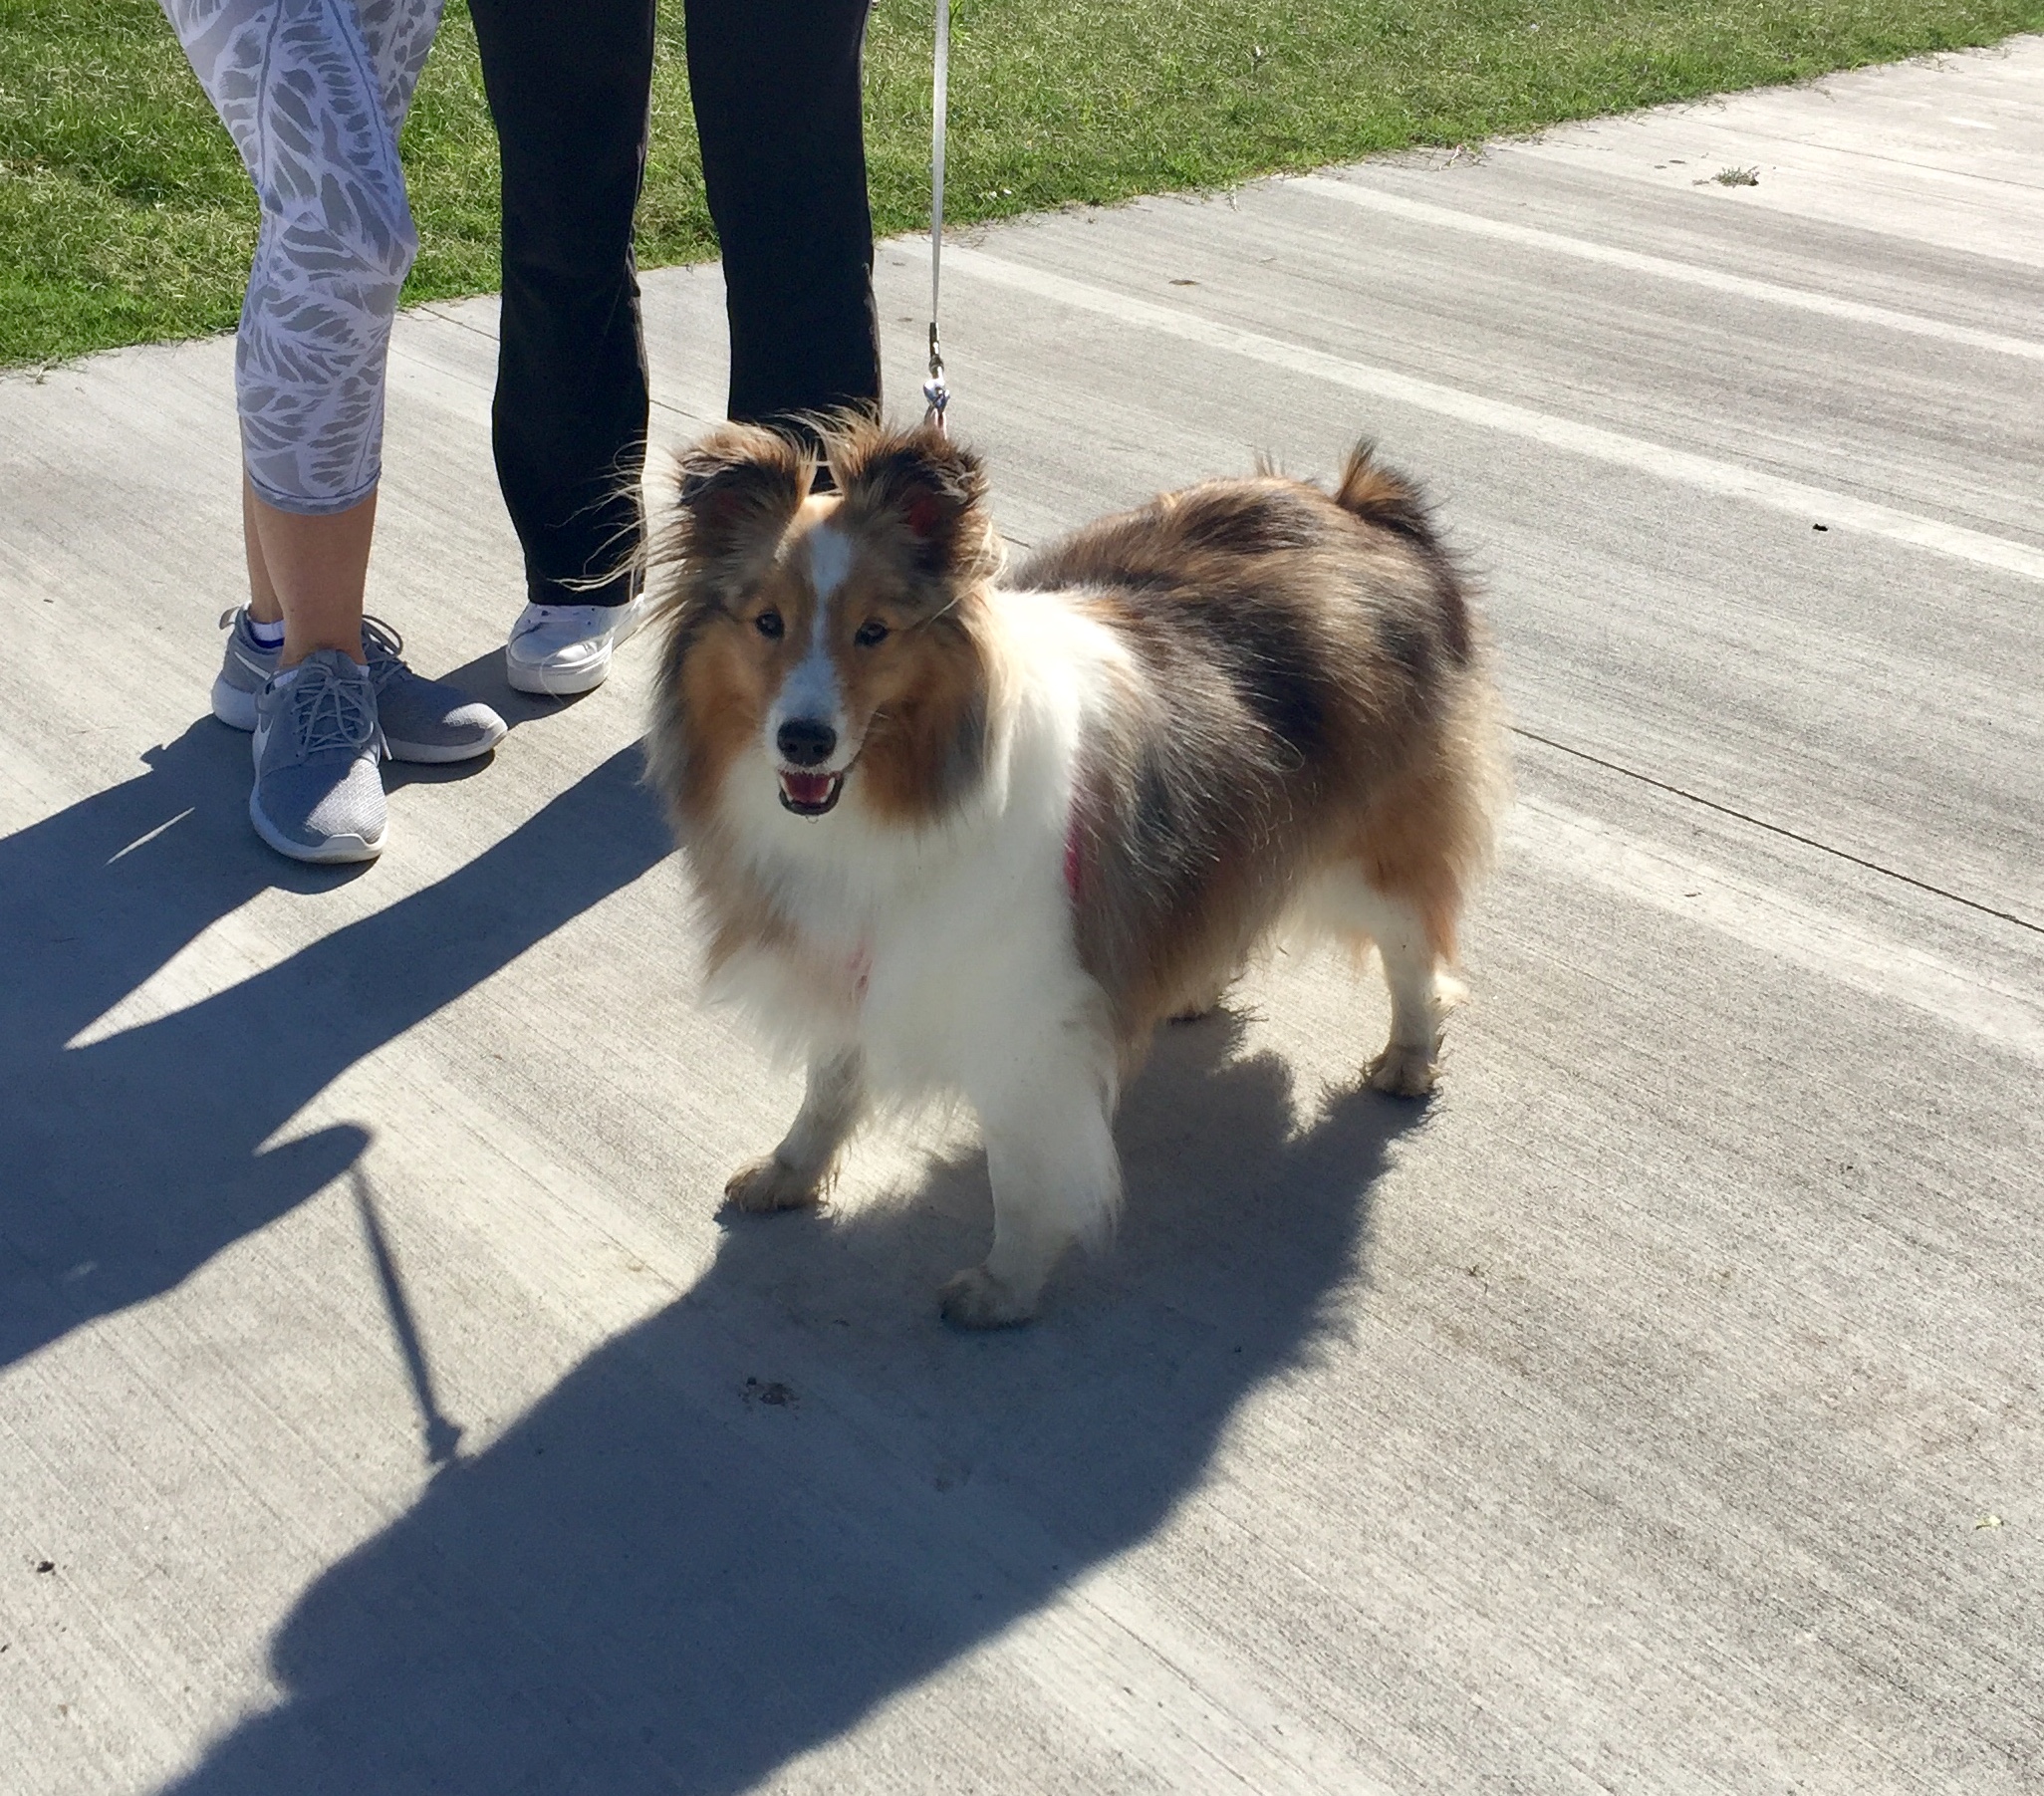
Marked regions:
[649,417,1000,834]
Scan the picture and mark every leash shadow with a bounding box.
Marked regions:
[0,721,671,1370]
[156,1016,1425,1794]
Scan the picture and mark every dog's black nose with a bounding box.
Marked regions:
[777,718,837,767]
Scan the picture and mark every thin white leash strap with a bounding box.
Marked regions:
[922,0,951,433]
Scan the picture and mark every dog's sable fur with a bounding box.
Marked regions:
[645,417,1505,1326]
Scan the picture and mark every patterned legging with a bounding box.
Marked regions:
[161,0,443,514]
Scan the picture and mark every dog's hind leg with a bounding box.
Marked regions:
[1304,868,1459,1099]
[1358,889,1458,1098]
[725,1048,867,1212]
[942,1045,1122,1328]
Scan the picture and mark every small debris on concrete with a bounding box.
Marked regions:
[1976,1514,2003,1530]
[35,1561,55,1574]
[744,1378,796,1408]
[1813,523,1830,531]
[1700,166,1760,187]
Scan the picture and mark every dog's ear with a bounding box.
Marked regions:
[668,424,809,576]
[831,423,995,583]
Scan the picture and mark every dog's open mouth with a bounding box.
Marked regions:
[777,770,844,816]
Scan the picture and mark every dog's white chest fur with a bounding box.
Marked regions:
[709,590,1121,1106]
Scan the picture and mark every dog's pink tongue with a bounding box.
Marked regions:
[781,772,834,807]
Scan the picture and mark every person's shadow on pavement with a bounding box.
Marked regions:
[156,1014,1422,1795]
[1,718,672,1370]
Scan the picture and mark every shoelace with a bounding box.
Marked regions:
[359,616,411,692]
[290,658,380,757]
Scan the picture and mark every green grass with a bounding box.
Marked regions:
[3,0,2040,367]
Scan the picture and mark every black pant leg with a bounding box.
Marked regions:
[469,0,653,608]
[685,0,883,436]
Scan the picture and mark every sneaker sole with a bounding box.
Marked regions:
[504,644,615,697]
[212,674,259,732]
[249,790,386,865]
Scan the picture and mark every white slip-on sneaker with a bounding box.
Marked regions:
[504,593,651,697]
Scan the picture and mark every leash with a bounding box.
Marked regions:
[922,0,951,434]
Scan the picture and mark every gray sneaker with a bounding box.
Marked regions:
[250,649,388,864]
[213,608,505,763]
[361,617,507,763]
[210,606,278,731]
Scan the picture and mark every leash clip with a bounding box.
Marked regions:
[923,0,951,435]
[922,323,949,435]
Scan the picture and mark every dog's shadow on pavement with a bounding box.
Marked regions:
[0,718,670,1370]
[160,1017,1422,1796]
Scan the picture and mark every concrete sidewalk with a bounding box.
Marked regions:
[4,37,2041,1796]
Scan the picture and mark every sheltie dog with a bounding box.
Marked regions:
[644,417,1504,1326]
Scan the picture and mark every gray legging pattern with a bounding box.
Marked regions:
[161,0,443,514]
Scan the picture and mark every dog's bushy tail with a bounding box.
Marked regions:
[1332,440,1438,549]
[1335,438,1508,947]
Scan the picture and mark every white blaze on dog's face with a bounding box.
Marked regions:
[762,509,863,816]
[658,421,997,832]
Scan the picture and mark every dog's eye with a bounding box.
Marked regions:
[754,610,784,640]
[854,619,890,648]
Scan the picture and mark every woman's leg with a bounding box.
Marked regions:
[242,475,379,667]
[164,0,480,862]
[193,0,439,666]
[470,0,669,698]
[685,0,883,432]
[468,0,653,613]
[156,1,436,519]
[227,0,442,665]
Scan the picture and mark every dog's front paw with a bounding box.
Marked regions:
[1367,1043,1438,1098]
[723,1155,828,1213]
[938,1265,1037,1329]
